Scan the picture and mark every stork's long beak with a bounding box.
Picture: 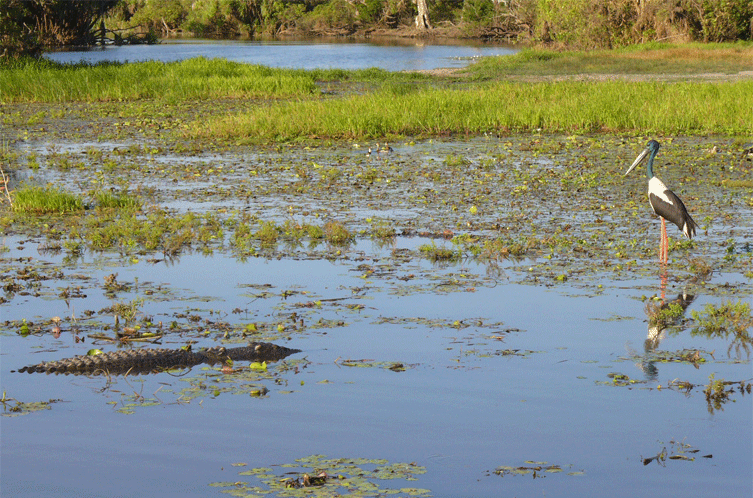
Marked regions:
[624,147,650,176]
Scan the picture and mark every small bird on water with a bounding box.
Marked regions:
[624,139,699,265]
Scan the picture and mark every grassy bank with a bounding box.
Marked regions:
[189,80,753,141]
[0,57,423,104]
[0,57,319,103]
[2,44,752,140]
[466,43,753,79]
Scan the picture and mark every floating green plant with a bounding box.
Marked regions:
[210,454,429,497]
[641,439,713,466]
[494,461,584,478]
[1,392,62,417]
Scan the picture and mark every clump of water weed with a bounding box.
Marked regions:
[106,298,144,326]
[687,257,713,280]
[255,221,280,246]
[702,374,751,414]
[94,190,141,211]
[419,241,460,262]
[646,300,686,329]
[691,300,752,358]
[12,186,83,215]
[324,221,353,245]
[370,219,396,241]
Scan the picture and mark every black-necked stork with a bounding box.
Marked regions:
[624,140,699,264]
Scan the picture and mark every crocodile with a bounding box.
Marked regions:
[16,342,300,376]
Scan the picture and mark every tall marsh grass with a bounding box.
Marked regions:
[0,57,318,103]
[191,80,753,140]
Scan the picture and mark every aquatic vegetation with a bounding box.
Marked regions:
[419,241,460,262]
[703,374,751,415]
[369,219,396,241]
[690,300,752,358]
[606,372,642,387]
[691,300,752,335]
[645,300,687,329]
[11,186,84,215]
[324,221,353,246]
[641,439,713,466]
[0,393,62,417]
[79,208,226,256]
[493,461,584,478]
[255,221,280,246]
[2,51,753,498]
[94,190,141,211]
[105,298,144,326]
[210,455,429,497]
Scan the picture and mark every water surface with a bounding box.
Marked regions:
[45,38,517,71]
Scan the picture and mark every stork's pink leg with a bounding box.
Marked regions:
[660,218,668,265]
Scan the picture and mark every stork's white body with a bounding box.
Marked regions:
[647,176,697,239]
[624,140,699,265]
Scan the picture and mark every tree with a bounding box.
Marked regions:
[415,0,432,29]
[1,0,40,58]
[0,0,120,56]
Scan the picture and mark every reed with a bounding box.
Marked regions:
[191,80,753,141]
[0,57,318,103]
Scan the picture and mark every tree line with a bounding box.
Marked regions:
[2,0,752,58]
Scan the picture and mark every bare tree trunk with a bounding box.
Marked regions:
[415,0,432,30]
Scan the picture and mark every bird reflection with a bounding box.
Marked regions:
[634,268,696,381]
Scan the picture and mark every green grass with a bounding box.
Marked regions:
[12,186,84,214]
[0,57,319,103]
[466,43,753,79]
[0,57,429,104]
[95,191,141,210]
[190,79,753,141]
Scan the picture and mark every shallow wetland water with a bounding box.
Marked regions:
[1,108,752,497]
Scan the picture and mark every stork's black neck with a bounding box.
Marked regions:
[645,140,660,179]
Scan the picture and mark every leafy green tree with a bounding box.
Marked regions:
[1,0,41,58]
[683,0,753,42]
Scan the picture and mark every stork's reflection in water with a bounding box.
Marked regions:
[633,269,696,381]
